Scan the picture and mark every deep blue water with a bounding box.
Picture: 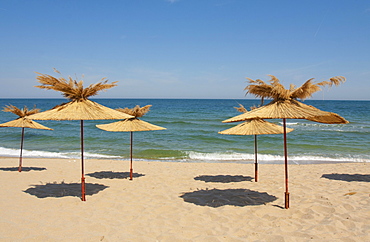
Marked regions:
[0,99,369,164]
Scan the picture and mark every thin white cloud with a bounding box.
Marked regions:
[166,0,179,3]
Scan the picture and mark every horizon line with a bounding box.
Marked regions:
[0,97,368,101]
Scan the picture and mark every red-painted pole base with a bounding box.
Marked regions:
[81,177,86,201]
[285,192,290,209]
[18,165,22,172]
[130,132,133,181]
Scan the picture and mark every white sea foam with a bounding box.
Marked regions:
[1,147,368,164]
[277,121,365,133]
[186,151,285,162]
[288,155,369,163]
[0,147,70,159]
[185,151,370,164]
[282,122,299,126]
[0,147,121,160]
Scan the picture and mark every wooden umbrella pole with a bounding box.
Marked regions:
[130,131,133,180]
[18,127,25,172]
[283,118,289,209]
[254,135,258,182]
[81,120,86,201]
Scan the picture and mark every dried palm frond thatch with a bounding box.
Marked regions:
[29,69,133,201]
[220,104,293,183]
[28,99,133,121]
[219,118,293,136]
[0,117,53,130]
[224,99,348,123]
[1,104,51,129]
[244,77,274,101]
[234,104,259,113]
[230,74,347,209]
[96,118,166,132]
[232,75,349,124]
[234,104,248,113]
[0,105,53,172]
[1,104,52,130]
[3,105,40,117]
[35,69,117,101]
[96,104,165,181]
[29,69,133,121]
[116,105,152,118]
[318,76,347,87]
[245,75,346,101]
[98,105,164,132]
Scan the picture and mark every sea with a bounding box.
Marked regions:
[0,99,369,165]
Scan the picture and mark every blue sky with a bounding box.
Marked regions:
[0,0,369,100]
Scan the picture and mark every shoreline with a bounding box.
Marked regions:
[0,155,366,165]
[2,97,370,101]
[1,157,370,240]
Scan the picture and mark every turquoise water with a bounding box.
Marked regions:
[0,99,369,164]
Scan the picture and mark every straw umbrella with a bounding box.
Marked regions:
[223,75,349,208]
[96,105,166,180]
[219,104,293,182]
[0,105,53,172]
[28,70,133,201]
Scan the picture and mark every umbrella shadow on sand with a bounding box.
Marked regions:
[194,175,253,183]
[86,171,145,179]
[321,173,370,182]
[24,182,108,199]
[0,167,46,172]
[180,188,277,208]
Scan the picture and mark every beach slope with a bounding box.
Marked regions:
[0,157,369,241]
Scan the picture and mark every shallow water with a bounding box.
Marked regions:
[0,98,368,164]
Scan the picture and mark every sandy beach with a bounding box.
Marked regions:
[0,157,369,241]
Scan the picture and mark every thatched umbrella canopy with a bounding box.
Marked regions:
[96,105,166,180]
[223,75,348,209]
[220,119,293,135]
[219,105,293,182]
[0,105,53,172]
[28,99,133,120]
[223,99,347,123]
[27,69,133,201]
[0,117,52,130]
